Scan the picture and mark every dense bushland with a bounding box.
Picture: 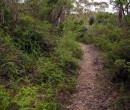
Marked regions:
[0,1,82,110]
[80,12,130,109]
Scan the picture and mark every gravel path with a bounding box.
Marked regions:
[69,43,116,110]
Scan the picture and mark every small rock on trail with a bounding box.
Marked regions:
[69,43,116,110]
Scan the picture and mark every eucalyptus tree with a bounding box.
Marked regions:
[0,0,23,26]
[72,0,108,14]
[111,0,130,25]
[94,2,109,12]
[47,0,73,26]
[24,0,72,26]
[72,0,88,14]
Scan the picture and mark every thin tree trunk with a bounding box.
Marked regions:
[118,4,123,26]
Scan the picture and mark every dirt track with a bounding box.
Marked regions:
[69,43,116,110]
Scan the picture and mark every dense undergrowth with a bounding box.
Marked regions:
[0,5,83,110]
[79,12,130,109]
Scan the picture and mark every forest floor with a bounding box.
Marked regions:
[68,43,118,110]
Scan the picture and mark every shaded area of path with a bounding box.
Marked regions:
[69,43,117,110]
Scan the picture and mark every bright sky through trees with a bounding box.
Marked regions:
[73,0,114,13]
[90,0,114,12]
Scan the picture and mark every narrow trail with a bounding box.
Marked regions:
[69,43,116,110]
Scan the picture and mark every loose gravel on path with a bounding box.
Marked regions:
[69,43,116,110]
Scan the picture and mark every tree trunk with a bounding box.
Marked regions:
[118,4,123,26]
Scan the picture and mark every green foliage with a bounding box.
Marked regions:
[0,14,81,110]
[80,12,130,108]
[0,0,82,109]
[0,86,10,109]
[66,16,87,43]
[12,86,38,108]
[14,15,55,55]
[0,32,25,79]
[3,8,12,25]
[54,32,80,72]
[96,12,118,25]
[37,58,64,85]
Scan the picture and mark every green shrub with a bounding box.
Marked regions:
[54,31,80,72]
[0,14,81,110]
[14,15,55,55]
[36,58,64,86]
[0,33,25,79]
[0,86,10,109]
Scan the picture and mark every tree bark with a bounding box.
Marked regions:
[119,4,123,24]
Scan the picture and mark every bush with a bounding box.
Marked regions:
[0,32,25,79]
[54,31,81,71]
[0,14,81,110]
[0,86,10,109]
[14,15,55,55]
